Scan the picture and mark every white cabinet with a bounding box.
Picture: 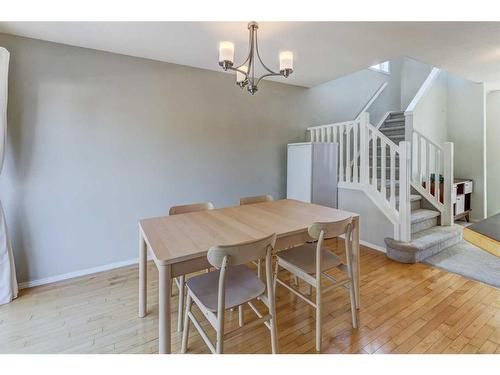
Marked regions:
[287,142,338,208]
[464,181,473,194]
[456,194,465,214]
[453,178,473,221]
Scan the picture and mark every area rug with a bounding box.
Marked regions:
[424,240,500,288]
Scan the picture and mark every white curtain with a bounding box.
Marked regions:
[0,47,18,305]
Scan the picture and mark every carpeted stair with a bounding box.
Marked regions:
[385,186,463,263]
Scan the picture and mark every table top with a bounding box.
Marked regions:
[466,213,500,242]
[140,199,358,265]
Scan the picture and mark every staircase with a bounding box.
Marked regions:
[381,110,461,262]
[376,110,461,263]
[308,109,460,264]
[307,68,460,264]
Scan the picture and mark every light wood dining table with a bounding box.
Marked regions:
[138,199,360,354]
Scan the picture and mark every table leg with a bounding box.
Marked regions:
[138,231,147,318]
[352,218,360,309]
[159,264,172,354]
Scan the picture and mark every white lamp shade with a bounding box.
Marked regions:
[279,51,293,71]
[219,41,235,63]
[236,65,248,83]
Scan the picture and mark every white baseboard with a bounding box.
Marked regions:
[19,238,386,290]
[359,240,386,253]
[337,234,387,253]
[19,255,153,290]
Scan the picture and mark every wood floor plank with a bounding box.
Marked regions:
[1,242,498,354]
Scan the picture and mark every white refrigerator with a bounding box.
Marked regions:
[286,142,338,208]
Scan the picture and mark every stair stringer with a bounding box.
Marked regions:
[338,181,401,240]
[410,181,445,214]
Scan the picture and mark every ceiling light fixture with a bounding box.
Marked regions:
[218,22,294,95]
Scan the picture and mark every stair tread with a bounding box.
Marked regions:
[390,111,405,116]
[369,140,402,147]
[385,118,405,124]
[411,208,440,224]
[381,125,405,132]
[386,225,462,250]
[394,194,422,202]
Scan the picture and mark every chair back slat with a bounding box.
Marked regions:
[169,202,215,216]
[239,194,273,205]
[308,217,353,240]
[207,233,276,268]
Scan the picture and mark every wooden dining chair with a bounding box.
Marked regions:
[169,201,215,332]
[239,194,274,281]
[274,217,357,352]
[181,233,278,354]
[239,194,274,206]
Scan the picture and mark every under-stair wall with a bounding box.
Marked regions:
[338,188,394,251]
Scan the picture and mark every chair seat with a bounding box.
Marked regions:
[277,243,343,274]
[186,264,265,312]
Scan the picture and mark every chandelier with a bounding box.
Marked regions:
[218,22,294,95]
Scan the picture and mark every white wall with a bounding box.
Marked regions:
[447,75,487,220]
[404,68,487,222]
[400,58,433,110]
[411,71,448,145]
[486,91,500,216]
[0,33,312,283]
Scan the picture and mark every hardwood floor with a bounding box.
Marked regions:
[1,240,499,354]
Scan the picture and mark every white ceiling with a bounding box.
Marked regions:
[1,22,500,89]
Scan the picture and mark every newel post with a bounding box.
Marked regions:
[359,112,370,185]
[399,141,411,242]
[442,142,454,226]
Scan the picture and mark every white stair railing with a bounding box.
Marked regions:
[308,112,411,241]
[411,129,454,225]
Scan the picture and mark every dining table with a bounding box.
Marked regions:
[137,198,360,354]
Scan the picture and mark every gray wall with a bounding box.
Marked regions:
[486,91,500,216]
[307,57,432,128]
[2,31,487,283]
[306,59,402,127]
[447,75,486,220]
[0,34,311,283]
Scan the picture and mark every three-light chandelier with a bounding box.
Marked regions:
[218,22,294,95]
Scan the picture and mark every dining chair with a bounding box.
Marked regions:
[274,217,357,352]
[181,233,278,354]
[239,194,274,282]
[169,201,215,332]
[239,194,274,206]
